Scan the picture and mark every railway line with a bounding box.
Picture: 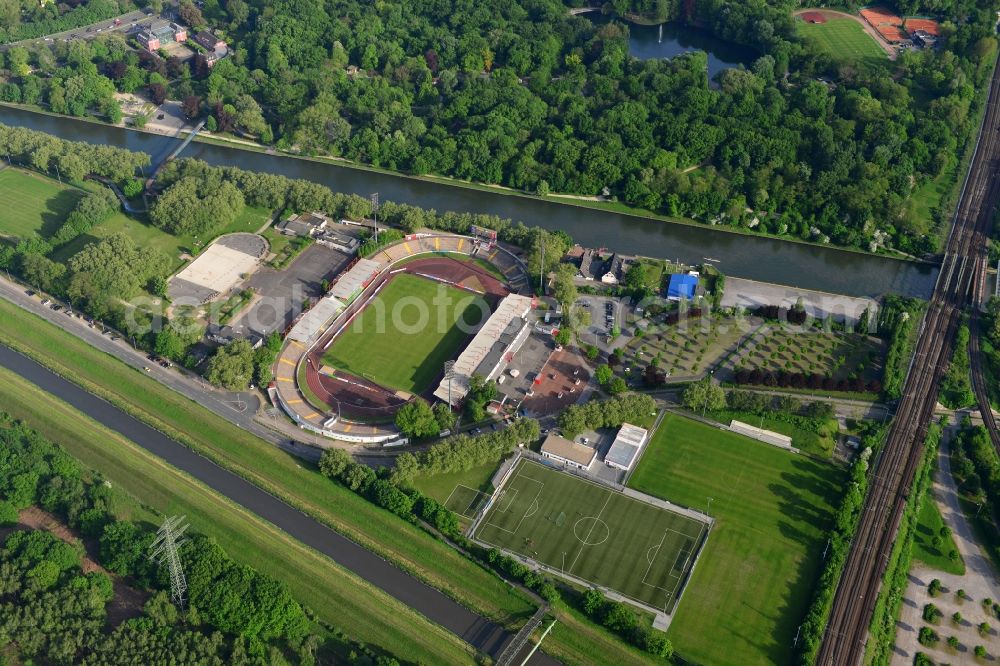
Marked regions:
[817,57,1000,665]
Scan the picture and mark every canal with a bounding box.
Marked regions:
[1,105,937,298]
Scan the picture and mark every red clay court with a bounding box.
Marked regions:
[303,255,510,421]
[904,18,940,36]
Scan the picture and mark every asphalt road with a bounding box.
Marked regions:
[0,343,519,659]
[2,9,160,50]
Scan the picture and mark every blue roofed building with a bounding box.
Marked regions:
[666,273,699,301]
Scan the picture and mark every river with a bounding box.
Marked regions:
[0,105,937,298]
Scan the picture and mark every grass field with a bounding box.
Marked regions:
[0,167,84,240]
[707,408,840,459]
[0,299,677,666]
[797,16,887,66]
[0,299,533,625]
[411,461,501,506]
[476,459,708,614]
[0,365,477,664]
[629,413,845,665]
[912,491,965,575]
[322,273,488,394]
[49,205,273,270]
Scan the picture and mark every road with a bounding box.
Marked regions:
[0,273,401,463]
[1,8,161,50]
[817,56,1000,665]
[0,344,566,664]
[0,277,565,663]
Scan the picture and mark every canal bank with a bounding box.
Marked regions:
[0,105,937,299]
[0,343,544,663]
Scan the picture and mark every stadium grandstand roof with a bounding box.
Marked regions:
[434,293,533,406]
[328,258,381,303]
[287,296,346,344]
[604,423,649,471]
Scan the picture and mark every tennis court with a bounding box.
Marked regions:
[475,458,708,614]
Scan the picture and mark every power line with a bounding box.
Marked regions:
[149,515,190,608]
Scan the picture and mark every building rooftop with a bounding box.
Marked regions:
[433,293,533,405]
[541,434,597,468]
[667,273,698,300]
[605,422,648,470]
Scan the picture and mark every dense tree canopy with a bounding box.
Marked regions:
[3,0,996,251]
[150,176,245,237]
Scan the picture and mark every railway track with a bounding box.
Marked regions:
[817,57,1000,665]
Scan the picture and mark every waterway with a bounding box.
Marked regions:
[0,343,556,663]
[0,105,938,299]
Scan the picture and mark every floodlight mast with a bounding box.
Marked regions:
[444,360,456,408]
[371,192,379,244]
[149,515,190,609]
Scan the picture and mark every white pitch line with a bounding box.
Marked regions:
[568,492,613,573]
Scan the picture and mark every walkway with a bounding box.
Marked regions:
[892,427,1000,663]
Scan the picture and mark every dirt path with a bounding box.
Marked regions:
[9,507,150,627]
[793,8,898,60]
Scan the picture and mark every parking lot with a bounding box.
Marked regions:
[574,295,626,352]
[495,330,554,407]
[234,244,352,338]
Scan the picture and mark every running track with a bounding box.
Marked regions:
[0,344,561,665]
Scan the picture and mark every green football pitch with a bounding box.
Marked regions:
[475,459,708,614]
[0,167,84,239]
[797,17,887,65]
[321,273,488,395]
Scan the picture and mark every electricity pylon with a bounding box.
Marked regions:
[149,515,190,608]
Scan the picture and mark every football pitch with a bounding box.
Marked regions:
[0,167,83,239]
[321,273,488,395]
[797,17,887,65]
[475,459,708,614]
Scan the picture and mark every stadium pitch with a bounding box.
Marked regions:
[475,459,708,614]
[321,273,489,395]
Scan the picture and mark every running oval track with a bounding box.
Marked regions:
[0,345,560,665]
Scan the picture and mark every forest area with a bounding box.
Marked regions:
[0,412,400,665]
[2,0,994,252]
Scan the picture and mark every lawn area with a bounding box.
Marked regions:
[411,461,501,506]
[49,205,274,271]
[912,490,965,575]
[0,167,83,240]
[0,295,680,666]
[0,365,477,665]
[322,273,488,394]
[797,16,887,66]
[707,408,839,459]
[628,413,846,665]
[0,298,532,626]
[475,459,708,614]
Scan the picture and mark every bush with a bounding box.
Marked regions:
[0,499,18,526]
[918,626,939,646]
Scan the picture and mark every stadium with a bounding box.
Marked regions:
[271,231,533,441]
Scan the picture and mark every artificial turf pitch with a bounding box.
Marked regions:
[322,273,488,395]
[475,459,707,614]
